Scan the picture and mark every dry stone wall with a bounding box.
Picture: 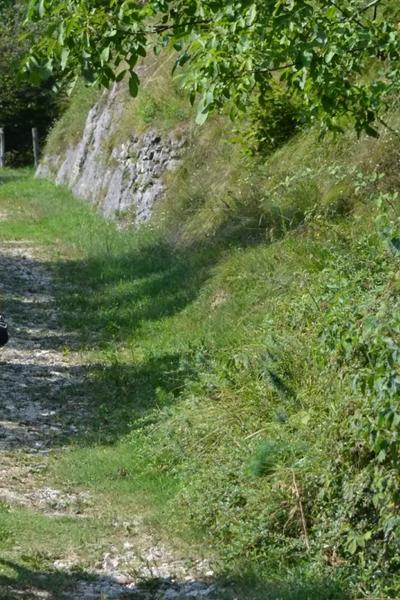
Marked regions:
[37,83,185,225]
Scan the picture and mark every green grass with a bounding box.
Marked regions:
[1,112,400,598]
[0,501,120,599]
[44,55,194,172]
[110,53,194,138]
[44,81,100,158]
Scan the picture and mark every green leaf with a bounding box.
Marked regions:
[101,46,110,63]
[195,109,209,125]
[61,48,70,70]
[325,49,336,64]
[128,72,139,97]
[246,4,257,26]
[365,124,380,138]
[115,69,127,82]
[38,0,46,18]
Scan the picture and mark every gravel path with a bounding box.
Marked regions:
[0,240,219,600]
[0,241,87,454]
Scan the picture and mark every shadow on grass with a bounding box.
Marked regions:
[0,170,32,186]
[0,558,351,600]
[54,190,317,344]
[0,556,213,599]
[0,247,193,451]
[55,238,225,342]
[0,206,309,451]
[0,352,188,451]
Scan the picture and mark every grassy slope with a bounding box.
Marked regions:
[1,112,400,598]
[2,56,400,594]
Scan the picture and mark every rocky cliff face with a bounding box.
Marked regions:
[37,84,185,225]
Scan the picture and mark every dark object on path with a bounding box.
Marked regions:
[0,315,8,346]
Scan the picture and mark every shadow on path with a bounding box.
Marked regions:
[0,558,218,600]
[0,352,189,451]
[0,246,191,451]
[0,557,352,600]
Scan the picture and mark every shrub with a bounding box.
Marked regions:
[0,0,62,165]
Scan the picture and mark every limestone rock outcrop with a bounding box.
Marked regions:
[37,84,185,225]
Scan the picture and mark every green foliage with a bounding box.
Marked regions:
[311,198,400,592]
[248,441,284,478]
[2,109,400,597]
[44,80,98,156]
[243,91,303,156]
[26,0,400,141]
[0,0,62,165]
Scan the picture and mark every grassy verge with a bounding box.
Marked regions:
[0,114,400,598]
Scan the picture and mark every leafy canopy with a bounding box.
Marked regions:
[26,0,400,135]
[0,0,61,164]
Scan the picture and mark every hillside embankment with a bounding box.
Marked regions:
[1,72,400,598]
[37,82,185,225]
[37,58,191,226]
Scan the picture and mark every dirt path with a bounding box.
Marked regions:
[0,240,218,599]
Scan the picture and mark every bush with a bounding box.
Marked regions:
[244,90,303,156]
[0,0,62,165]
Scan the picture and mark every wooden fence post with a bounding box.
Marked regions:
[32,127,40,169]
[0,128,5,169]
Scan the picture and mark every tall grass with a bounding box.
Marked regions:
[1,109,400,598]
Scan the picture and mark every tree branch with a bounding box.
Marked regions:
[150,18,212,34]
[292,470,310,552]
[256,63,295,74]
[377,116,400,138]
[360,0,382,15]
[327,0,367,29]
